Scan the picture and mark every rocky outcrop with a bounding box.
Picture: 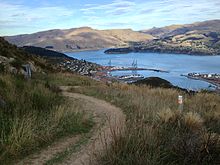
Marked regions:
[0,55,37,75]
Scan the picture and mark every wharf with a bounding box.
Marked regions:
[105,66,169,73]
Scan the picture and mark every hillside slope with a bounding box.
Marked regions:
[141,20,220,38]
[4,27,154,52]
[0,37,51,73]
[0,38,100,75]
[22,46,101,75]
[106,20,220,55]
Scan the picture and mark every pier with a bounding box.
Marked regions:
[105,66,169,73]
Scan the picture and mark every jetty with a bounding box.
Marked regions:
[103,59,169,73]
[108,66,169,73]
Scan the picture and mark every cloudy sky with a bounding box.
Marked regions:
[0,0,220,36]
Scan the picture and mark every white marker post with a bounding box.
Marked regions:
[178,95,183,111]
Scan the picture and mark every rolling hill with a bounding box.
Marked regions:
[4,20,220,55]
[106,20,220,55]
[140,19,220,38]
[4,27,154,52]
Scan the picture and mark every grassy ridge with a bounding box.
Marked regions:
[71,83,220,164]
[0,74,94,164]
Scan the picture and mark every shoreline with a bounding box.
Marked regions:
[62,48,104,53]
[182,75,220,91]
[104,48,220,56]
[51,47,220,56]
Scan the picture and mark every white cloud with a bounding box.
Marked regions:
[81,0,135,16]
[1,0,220,35]
[81,0,220,30]
[0,1,74,31]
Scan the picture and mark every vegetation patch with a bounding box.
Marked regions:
[133,77,173,88]
[0,74,94,164]
[0,63,5,73]
[70,82,220,164]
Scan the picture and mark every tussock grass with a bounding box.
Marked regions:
[1,72,219,164]
[184,112,204,130]
[71,82,220,164]
[0,74,93,164]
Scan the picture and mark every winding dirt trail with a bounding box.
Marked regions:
[17,86,125,165]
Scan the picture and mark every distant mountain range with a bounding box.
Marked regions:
[4,27,153,52]
[106,20,220,55]
[4,19,220,55]
[140,20,220,38]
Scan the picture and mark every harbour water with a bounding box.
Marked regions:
[66,50,220,90]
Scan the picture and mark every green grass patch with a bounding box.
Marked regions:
[0,73,94,164]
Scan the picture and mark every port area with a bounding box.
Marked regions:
[91,66,169,83]
[114,74,145,83]
[92,71,144,84]
[106,66,169,73]
[182,73,220,91]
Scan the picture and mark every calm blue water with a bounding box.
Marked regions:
[66,50,220,90]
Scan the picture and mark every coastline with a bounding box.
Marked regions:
[46,46,220,56]
[182,75,220,91]
[104,47,220,56]
[62,47,103,53]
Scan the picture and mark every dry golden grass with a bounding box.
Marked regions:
[2,73,219,164]
[184,112,204,130]
[70,81,220,164]
[157,108,179,123]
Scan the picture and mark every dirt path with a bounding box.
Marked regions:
[17,86,125,165]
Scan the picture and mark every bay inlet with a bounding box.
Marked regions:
[66,50,220,91]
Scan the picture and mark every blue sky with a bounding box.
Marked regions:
[0,0,220,36]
